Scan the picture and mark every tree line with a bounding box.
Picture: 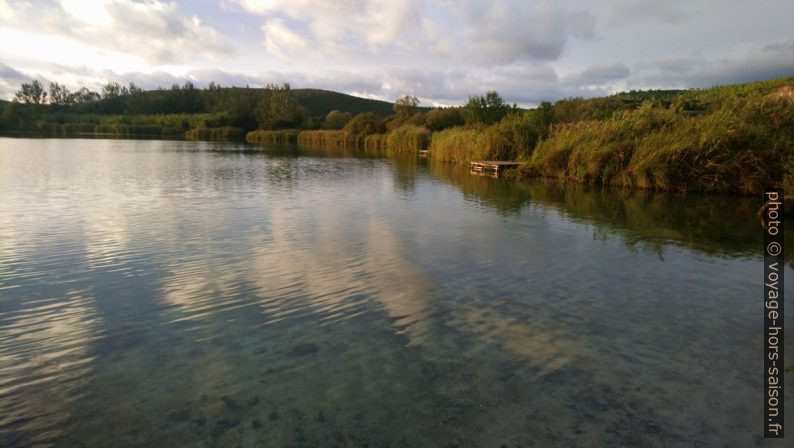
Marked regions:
[7,78,534,134]
[7,75,686,141]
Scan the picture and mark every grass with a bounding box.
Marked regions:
[187,126,246,141]
[297,130,352,148]
[246,129,300,144]
[0,110,230,139]
[385,125,431,154]
[520,94,794,194]
[428,113,541,163]
[364,133,387,151]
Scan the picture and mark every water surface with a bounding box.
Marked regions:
[0,138,791,447]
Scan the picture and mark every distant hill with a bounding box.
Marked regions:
[293,89,396,116]
[61,86,401,118]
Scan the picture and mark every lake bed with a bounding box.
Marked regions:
[0,138,791,447]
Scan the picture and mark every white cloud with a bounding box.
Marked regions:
[236,0,592,63]
[0,0,15,20]
[262,19,307,60]
[1,0,232,65]
[1,1,792,105]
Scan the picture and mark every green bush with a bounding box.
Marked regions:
[425,107,465,131]
[343,112,386,147]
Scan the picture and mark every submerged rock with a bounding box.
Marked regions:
[167,408,192,423]
[221,395,240,411]
[289,342,320,357]
[211,417,240,438]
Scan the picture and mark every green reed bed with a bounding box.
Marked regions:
[429,114,540,163]
[364,133,387,151]
[297,130,353,148]
[520,95,794,194]
[385,125,431,155]
[245,129,299,144]
[187,126,245,141]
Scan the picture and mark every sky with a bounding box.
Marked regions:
[0,0,792,106]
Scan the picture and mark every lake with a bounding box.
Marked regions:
[0,138,791,447]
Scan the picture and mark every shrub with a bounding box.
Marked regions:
[343,112,386,147]
[425,107,465,132]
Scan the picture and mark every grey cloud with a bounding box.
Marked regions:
[652,57,702,75]
[636,38,794,88]
[564,63,631,86]
[0,63,29,83]
[465,1,596,63]
[2,35,792,107]
[608,0,696,25]
[0,63,34,100]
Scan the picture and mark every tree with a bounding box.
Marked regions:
[14,80,47,104]
[102,82,126,99]
[343,112,385,144]
[425,107,464,131]
[462,91,510,125]
[49,82,73,105]
[220,87,259,130]
[393,95,419,118]
[536,101,555,129]
[324,110,353,129]
[73,87,101,104]
[255,83,303,130]
[127,82,143,95]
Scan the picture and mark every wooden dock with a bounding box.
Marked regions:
[470,161,520,177]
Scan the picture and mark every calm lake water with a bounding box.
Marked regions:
[0,137,791,447]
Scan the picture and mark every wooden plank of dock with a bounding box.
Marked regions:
[470,161,520,177]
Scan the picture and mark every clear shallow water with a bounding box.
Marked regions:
[0,137,791,447]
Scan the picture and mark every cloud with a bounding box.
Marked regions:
[564,63,630,87]
[262,18,308,60]
[608,0,696,25]
[235,0,593,64]
[464,1,595,63]
[0,61,565,106]
[0,62,32,99]
[635,38,794,89]
[237,0,425,57]
[1,0,232,65]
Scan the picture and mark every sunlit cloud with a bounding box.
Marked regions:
[1,0,232,66]
[0,0,792,105]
